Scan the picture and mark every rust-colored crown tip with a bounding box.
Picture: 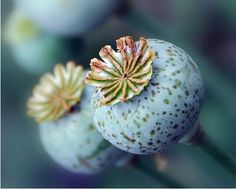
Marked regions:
[85,36,156,106]
[27,61,84,123]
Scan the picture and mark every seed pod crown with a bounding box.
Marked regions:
[27,62,84,122]
[85,36,156,105]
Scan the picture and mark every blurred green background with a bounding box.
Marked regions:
[2,0,236,188]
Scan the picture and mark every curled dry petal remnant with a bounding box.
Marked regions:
[27,62,84,122]
[85,36,156,105]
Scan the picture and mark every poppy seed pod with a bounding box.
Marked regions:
[27,62,130,174]
[4,9,75,75]
[85,36,205,154]
[15,0,121,36]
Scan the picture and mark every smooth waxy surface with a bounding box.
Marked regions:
[15,0,120,36]
[4,10,76,75]
[4,9,39,44]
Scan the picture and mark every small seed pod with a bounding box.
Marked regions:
[14,0,121,36]
[4,9,75,75]
[27,62,130,174]
[85,36,205,154]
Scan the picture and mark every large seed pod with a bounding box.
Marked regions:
[39,86,128,174]
[86,36,205,154]
[27,62,130,174]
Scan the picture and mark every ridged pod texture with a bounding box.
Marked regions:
[27,62,84,123]
[91,39,205,154]
[39,85,128,174]
[86,36,155,105]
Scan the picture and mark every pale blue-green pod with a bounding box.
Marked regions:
[27,63,131,174]
[89,38,205,154]
[4,9,75,75]
[14,0,121,36]
[39,85,130,174]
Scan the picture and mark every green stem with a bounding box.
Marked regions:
[134,159,186,188]
[196,133,236,177]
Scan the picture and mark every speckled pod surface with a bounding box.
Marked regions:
[15,0,120,36]
[91,39,205,154]
[39,86,128,174]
